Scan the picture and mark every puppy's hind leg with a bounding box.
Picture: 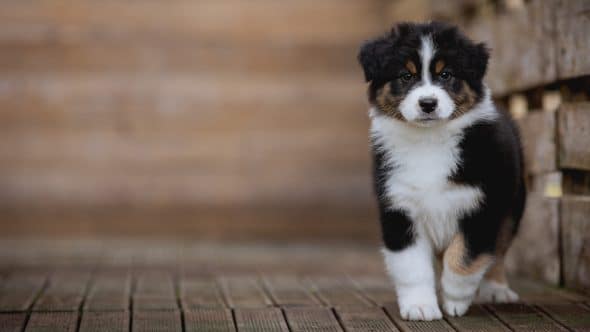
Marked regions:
[441,233,494,317]
[476,257,519,303]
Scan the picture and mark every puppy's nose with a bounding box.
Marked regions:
[419,97,438,113]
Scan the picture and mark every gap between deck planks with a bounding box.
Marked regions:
[0,271,589,331]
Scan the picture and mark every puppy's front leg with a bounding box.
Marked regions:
[441,233,493,316]
[383,235,441,321]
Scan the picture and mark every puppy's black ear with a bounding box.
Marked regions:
[357,35,393,82]
[469,42,490,81]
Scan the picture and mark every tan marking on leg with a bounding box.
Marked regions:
[435,60,445,74]
[484,258,508,284]
[406,61,417,75]
[444,234,493,276]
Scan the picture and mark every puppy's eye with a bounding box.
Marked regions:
[439,71,452,81]
[400,73,413,82]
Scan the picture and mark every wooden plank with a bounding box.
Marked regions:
[85,274,131,311]
[445,305,510,332]
[134,273,177,311]
[384,303,455,332]
[132,310,182,332]
[307,277,371,308]
[0,274,45,311]
[511,278,590,304]
[467,0,558,95]
[517,111,557,175]
[180,278,226,309]
[561,195,590,292]
[234,308,290,332]
[34,273,90,311]
[262,276,320,307]
[0,313,27,332]
[25,311,78,332]
[538,303,590,332]
[0,1,383,46]
[349,276,396,306]
[284,307,343,332]
[220,277,272,308]
[336,306,399,332]
[505,192,560,284]
[184,308,236,332]
[558,103,590,171]
[486,303,567,331]
[555,0,590,79]
[79,311,129,332]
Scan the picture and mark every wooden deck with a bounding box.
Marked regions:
[0,240,589,331]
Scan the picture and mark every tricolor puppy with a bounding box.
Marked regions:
[358,22,526,321]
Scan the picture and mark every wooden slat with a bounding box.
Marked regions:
[220,277,272,309]
[558,103,590,171]
[384,303,455,332]
[307,277,371,308]
[25,311,78,332]
[511,278,590,304]
[34,273,90,311]
[234,308,290,332]
[79,311,129,332]
[349,276,396,306]
[336,306,399,332]
[263,276,319,307]
[132,310,182,332]
[538,303,590,332]
[486,303,567,332]
[555,0,590,79]
[0,1,383,46]
[0,313,27,332]
[0,274,45,311]
[467,0,558,95]
[517,111,557,175]
[561,195,590,293]
[284,307,343,332]
[445,305,510,332]
[184,308,235,332]
[505,192,560,284]
[84,274,131,311]
[134,273,178,311]
[180,278,226,309]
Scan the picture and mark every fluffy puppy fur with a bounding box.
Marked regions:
[358,22,526,321]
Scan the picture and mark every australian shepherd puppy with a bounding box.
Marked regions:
[358,22,526,321]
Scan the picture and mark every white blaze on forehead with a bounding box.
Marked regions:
[419,35,436,84]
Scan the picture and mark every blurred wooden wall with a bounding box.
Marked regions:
[0,1,394,241]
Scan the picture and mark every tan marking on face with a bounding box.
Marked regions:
[450,81,478,119]
[484,258,508,284]
[444,234,493,276]
[435,60,445,74]
[405,61,417,75]
[375,83,405,121]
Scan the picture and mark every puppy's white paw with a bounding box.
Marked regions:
[443,298,470,317]
[476,280,519,303]
[399,303,443,321]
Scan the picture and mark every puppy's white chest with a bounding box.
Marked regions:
[374,122,483,251]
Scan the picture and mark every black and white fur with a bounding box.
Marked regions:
[358,22,526,320]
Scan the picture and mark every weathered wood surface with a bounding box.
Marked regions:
[558,103,590,171]
[561,195,590,293]
[517,111,557,175]
[467,0,558,95]
[0,241,589,331]
[555,0,590,79]
[505,192,561,284]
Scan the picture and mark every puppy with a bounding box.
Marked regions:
[358,22,526,320]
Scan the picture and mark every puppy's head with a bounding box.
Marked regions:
[358,22,489,126]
